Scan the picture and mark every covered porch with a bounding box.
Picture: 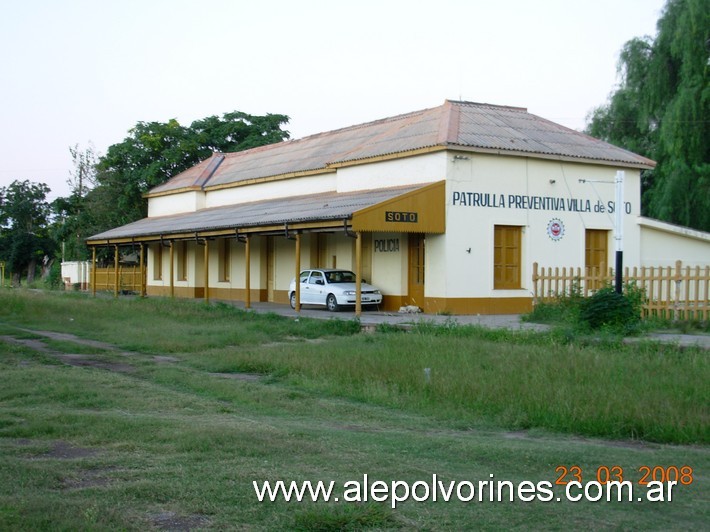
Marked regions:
[86,182,445,316]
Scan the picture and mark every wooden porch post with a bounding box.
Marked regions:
[355,231,362,317]
[169,241,175,298]
[91,247,97,297]
[113,245,119,298]
[295,233,301,313]
[204,239,210,303]
[245,235,251,309]
[139,244,146,297]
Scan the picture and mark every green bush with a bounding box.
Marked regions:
[579,285,641,332]
[44,261,63,290]
[524,279,583,325]
[526,281,645,335]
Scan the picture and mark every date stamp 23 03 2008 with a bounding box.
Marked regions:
[555,465,694,486]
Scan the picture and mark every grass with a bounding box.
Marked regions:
[166,320,708,444]
[0,288,708,529]
[0,290,360,353]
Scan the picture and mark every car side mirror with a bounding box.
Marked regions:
[316,279,324,285]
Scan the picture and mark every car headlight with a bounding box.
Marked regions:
[373,290,381,294]
[343,290,356,296]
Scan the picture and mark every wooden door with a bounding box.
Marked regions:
[585,229,609,271]
[408,233,425,307]
[494,225,521,289]
[585,229,609,290]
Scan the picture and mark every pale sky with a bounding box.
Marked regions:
[0,0,666,201]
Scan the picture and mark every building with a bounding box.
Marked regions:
[87,100,709,314]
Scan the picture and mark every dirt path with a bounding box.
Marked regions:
[1,327,264,381]
[15,328,137,355]
[0,334,136,373]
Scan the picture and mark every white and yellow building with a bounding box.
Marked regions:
[87,100,709,314]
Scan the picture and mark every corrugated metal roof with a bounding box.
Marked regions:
[89,184,428,242]
[454,104,650,163]
[149,100,655,195]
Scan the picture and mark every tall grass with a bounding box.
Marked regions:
[0,289,359,353]
[1,289,707,443]
[189,326,708,444]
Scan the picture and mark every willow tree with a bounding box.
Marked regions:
[587,0,709,231]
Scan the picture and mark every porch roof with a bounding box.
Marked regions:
[87,182,444,245]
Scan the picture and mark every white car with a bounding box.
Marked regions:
[288,269,383,311]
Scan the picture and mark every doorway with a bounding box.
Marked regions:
[585,229,609,290]
[407,233,425,307]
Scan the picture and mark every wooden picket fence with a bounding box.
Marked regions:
[93,266,143,293]
[532,260,710,320]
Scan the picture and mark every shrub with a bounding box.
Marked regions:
[579,285,642,332]
[526,281,646,335]
[524,279,583,325]
[44,261,63,290]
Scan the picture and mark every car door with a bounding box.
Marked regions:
[306,270,326,305]
[298,270,312,304]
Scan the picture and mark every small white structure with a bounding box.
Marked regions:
[61,261,91,289]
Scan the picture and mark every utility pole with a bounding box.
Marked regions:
[614,171,624,294]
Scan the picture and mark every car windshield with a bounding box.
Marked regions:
[325,271,356,283]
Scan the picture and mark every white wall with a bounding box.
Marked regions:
[205,174,337,208]
[61,261,91,287]
[441,153,643,299]
[639,219,710,267]
[370,232,407,296]
[148,191,205,216]
[336,151,447,192]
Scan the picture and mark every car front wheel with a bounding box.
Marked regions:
[326,294,340,312]
[289,292,296,309]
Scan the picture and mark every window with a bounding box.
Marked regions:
[309,271,324,285]
[300,271,311,283]
[218,238,230,282]
[326,271,355,283]
[153,244,163,281]
[494,225,521,289]
[177,241,187,281]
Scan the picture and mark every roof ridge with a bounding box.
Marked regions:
[437,100,461,144]
[448,99,528,112]
[195,153,225,188]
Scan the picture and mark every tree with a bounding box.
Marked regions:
[586,0,709,231]
[52,144,99,261]
[0,180,54,285]
[90,111,290,230]
[67,142,98,198]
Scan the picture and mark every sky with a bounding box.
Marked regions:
[0,0,667,201]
